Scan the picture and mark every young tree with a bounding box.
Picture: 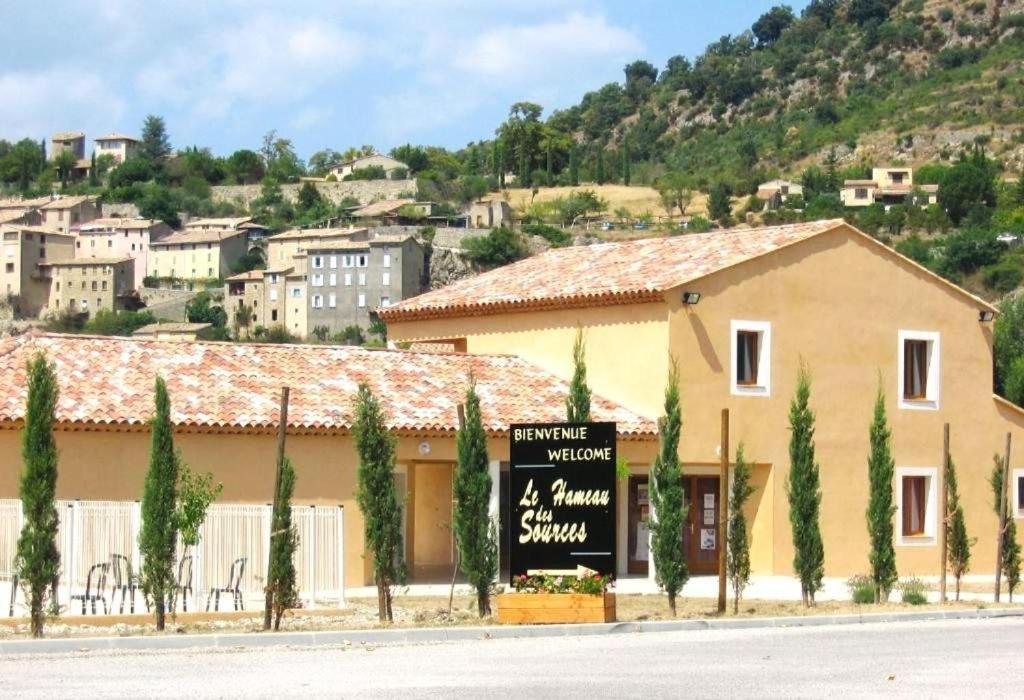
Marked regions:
[649,363,687,614]
[991,455,1022,601]
[946,456,972,601]
[172,465,222,612]
[16,354,61,638]
[727,444,755,614]
[787,366,825,606]
[866,385,897,602]
[453,378,498,617]
[353,383,406,622]
[566,329,591,423]
[139,377,180,631]
[266,458,298,630]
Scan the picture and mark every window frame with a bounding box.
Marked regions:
[729,320,771,397]
[898,330,940,410]
[896,466,938,546]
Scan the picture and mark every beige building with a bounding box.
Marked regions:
[51,131,85,160]
[94,134,140,163]
[39,196,100,234]
[756,180,804,210]
[327,154,408,180]
[74,218,172,286]
[225,265,295,333]
[384,219,1024,581]
[0,226,76,317]
[468,200,513,229]
[285,270,308,337]
[147,228,248,284]
[265,227,368,269]
[41,257,135,318]
[841,168,939,209]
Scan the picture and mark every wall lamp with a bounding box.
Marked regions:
[979,310,995,322]
[682,291,701,305]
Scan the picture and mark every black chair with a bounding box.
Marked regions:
[110,554,139,614]
[172,555,193,613]
[70,563,109,615]
[206,557,246,612]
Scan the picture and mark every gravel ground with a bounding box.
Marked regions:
[2,617,1022,698]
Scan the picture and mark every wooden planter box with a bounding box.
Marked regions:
[496,592,616,624]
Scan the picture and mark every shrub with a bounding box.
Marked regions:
[899,577,929,605]
[461,227,529,268]
[522,223,571,248]
[511,571,611,594]
[936,46,982,70]
[687,216,712,233]
[847,575,878,604]
[937,7,953,23]
[983,261,1024,294]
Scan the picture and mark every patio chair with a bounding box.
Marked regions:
[70,562,109,615]
[206,557,246,612]
[110,554,139,614]
[172,555,193,613]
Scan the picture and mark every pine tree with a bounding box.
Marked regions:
[569,145,580,187]
[88,152,98,187]
[16,353,60,638]
[727,444,755,614]
[139,377,180,631]
[787,366,825,606]
[649,363,686,614]
[991,456,1022,601]
[353,383,406,622]
[140,114,172,164]
[946,456,972,601]
[266,458,298,630]
[565,329,591,423]
[453,378,498,617]
[866,385,897,602]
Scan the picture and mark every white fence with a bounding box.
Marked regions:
[0,500,345,618]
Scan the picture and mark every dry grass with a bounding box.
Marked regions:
[484,184,710,219]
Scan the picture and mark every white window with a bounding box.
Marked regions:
[311,294,323,309]
[383,254,391,268]
[358,293,366,308]
[357,254,368,268]
[329,273,337,286]
[381,296,391,307]
[328,293,337,308]
[896,467,938,546]
[312,256,323,269]
[358,272,366,286]
[269,273,279,284]
[81,299,88,309]
[382,271,391,286]
[898,330,939,410]
[312,273,324,287]
[291,287,302,298]
[343,255,352,268]
[730,320,771,397]
[344,273,352,286]
[270,288,278,302]
[329,255,337,269]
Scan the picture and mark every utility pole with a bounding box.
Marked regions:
[995,432,1012,603]
[939,423,949,603]
[264,386,290,631]
[718,409,729,614]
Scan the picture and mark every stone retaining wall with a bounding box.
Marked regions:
[211,180,417,208]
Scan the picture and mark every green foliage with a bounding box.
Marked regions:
[566,329,592,424]
[708,182,732,223]
[185,291,228,327]
[522,223,571,248]
[461,227,528,268]
[656,172,693,218]
[175,465,222,549]
[847,575,877,604]
[0,138,47,191]
[84,310,158,337]
[649,362,687,614]
[866,385,897,602]
[991,455,1022,601]
[17,354,60,638]
[263,325,298,344]
[225,149,265,184]
[787,365,825,605]
[139,377,180,631]
[43,308,86,333]
[266,458,299,630]
[140,115,172,164]
[344,165,387,181]
[938,227,1004,279]
[1006,356,1024,411]
[511,571,610,594]
[727,443,755,613]
[453,379,498,617]
[983,260,1024,294]
[938,147,998,225]
[109,157,154,189]
[899,577,928,605]
[557,189,608,225]
[946,456,973,600]
[352,384,406,622]
[333,325,365,346]
[994,294,1024,398]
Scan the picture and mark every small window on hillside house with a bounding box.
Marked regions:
[736,331,759,386]
[855,187,868,199]
[904,340,928,400]
[902,475,927,537]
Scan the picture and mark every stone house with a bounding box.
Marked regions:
[147,228,248,284]
[73,218,173,288]
[0,225,76,317]
[468,200,513,229]
[327,154,408,180]
[93,134,140,163]
[41,257,135,318]
[39,196,100,235]
[51,131,85,160]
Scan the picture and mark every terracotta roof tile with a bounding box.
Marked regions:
[39,196,96,211]
[0,334,656,438]
[267,227,367,241]
[152,228,247,246]
[382,220,847,321]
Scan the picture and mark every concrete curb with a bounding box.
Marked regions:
[2,606,1021,656]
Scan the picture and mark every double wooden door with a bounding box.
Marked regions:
[627,475,721,576]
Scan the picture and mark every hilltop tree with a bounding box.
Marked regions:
[16,354,61,638]
[566,329,591,423]
[787,365,825,606]
[624,60,658,105]
[353,383,406,622]
[727,444,755,614]
[453,378,498,617]
[649,363,687,614]
[225,149,265,184]
[946,456,972,601]
[266,458,299,630]
[752,5,795,45]
[139,377,180,631]
[498,102,543,183]
[866,385,897,602]
[140,115,172,164]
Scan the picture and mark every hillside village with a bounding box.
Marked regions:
[4,0,1024,665]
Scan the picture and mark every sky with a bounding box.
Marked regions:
[0,0,809,160]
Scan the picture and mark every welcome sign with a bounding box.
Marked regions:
[509,422,617,581]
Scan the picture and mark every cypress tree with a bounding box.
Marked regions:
[519,151,529,188]
[498,142,506,189]
[866,385,897,602]
[266,458,298,630]
[139,377,180,631]
[991,456,1022,601]
[453,378,498,617]
[545,140,553,187]
[595,148,606,185]
[88,152,98,187]
[727,444,755,614]
[491,141,500,183]
[353,383,406,622]
[569,144,579,187]
[787,365,825,606]
[649,363,686,614]
[565,329,591,423]
[946,456,972,601]
[621,138,631,186]
[16,353,60,638]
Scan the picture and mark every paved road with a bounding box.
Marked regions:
[2,618,1022,698]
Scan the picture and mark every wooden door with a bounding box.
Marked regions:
[690,476,720,575]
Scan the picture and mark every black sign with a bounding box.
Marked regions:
[509,422,617,581]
